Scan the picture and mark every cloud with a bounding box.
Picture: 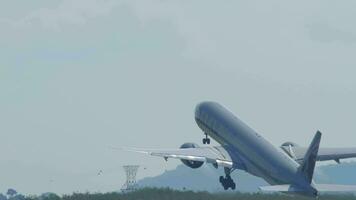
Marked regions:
[307,23,356,44]
[1,0,123,30]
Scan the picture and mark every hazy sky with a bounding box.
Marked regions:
[1,0,356,195]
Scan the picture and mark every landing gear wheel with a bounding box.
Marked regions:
[206,138,210,144]
[203,133,210,144]
[219,176,224,183]
[219,174,236,190]
[231,182,236,190]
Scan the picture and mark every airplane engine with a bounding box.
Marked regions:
[280,142,300,160]
[179,143,204,169]
[281,142,299,148]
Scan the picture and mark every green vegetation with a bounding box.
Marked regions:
[22,188,356,200]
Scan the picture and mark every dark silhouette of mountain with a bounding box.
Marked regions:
[314,162,356,185]
[138,164,267,192]
[138,162,356,192]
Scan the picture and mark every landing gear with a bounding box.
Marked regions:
[202,133,210,144]
[219,167,236,190]
[219,175,236,190]
[202,138,210,144]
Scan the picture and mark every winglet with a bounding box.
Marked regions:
[299,131,322,183]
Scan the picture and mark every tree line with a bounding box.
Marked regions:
[15,188,355,200]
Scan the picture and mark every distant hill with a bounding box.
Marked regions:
[138,164,267,192]
[138,162,356,192]
[314,162,356,185]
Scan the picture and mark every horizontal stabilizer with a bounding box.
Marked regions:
[314,184,356,192]
[259,185,291,192]
[260,184,356,193]
[259,185,304,192]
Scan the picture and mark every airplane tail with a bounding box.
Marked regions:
[299,131,322,183]
[260,131,356,195]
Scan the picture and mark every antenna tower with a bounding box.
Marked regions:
[121,165,139,192]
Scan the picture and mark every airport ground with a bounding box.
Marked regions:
[21,188,356,200]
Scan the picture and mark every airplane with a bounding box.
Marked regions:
[125,101,356,197]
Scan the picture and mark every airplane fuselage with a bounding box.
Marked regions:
[194,102,317,196]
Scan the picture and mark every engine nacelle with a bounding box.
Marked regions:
[179,143,204,169]
[281,142,299,148]
[280,142,300,160]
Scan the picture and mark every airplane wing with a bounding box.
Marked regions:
[282,146,356,163]
[122,146,234,168]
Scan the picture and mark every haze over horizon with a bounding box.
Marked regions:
[1,0,356,195]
